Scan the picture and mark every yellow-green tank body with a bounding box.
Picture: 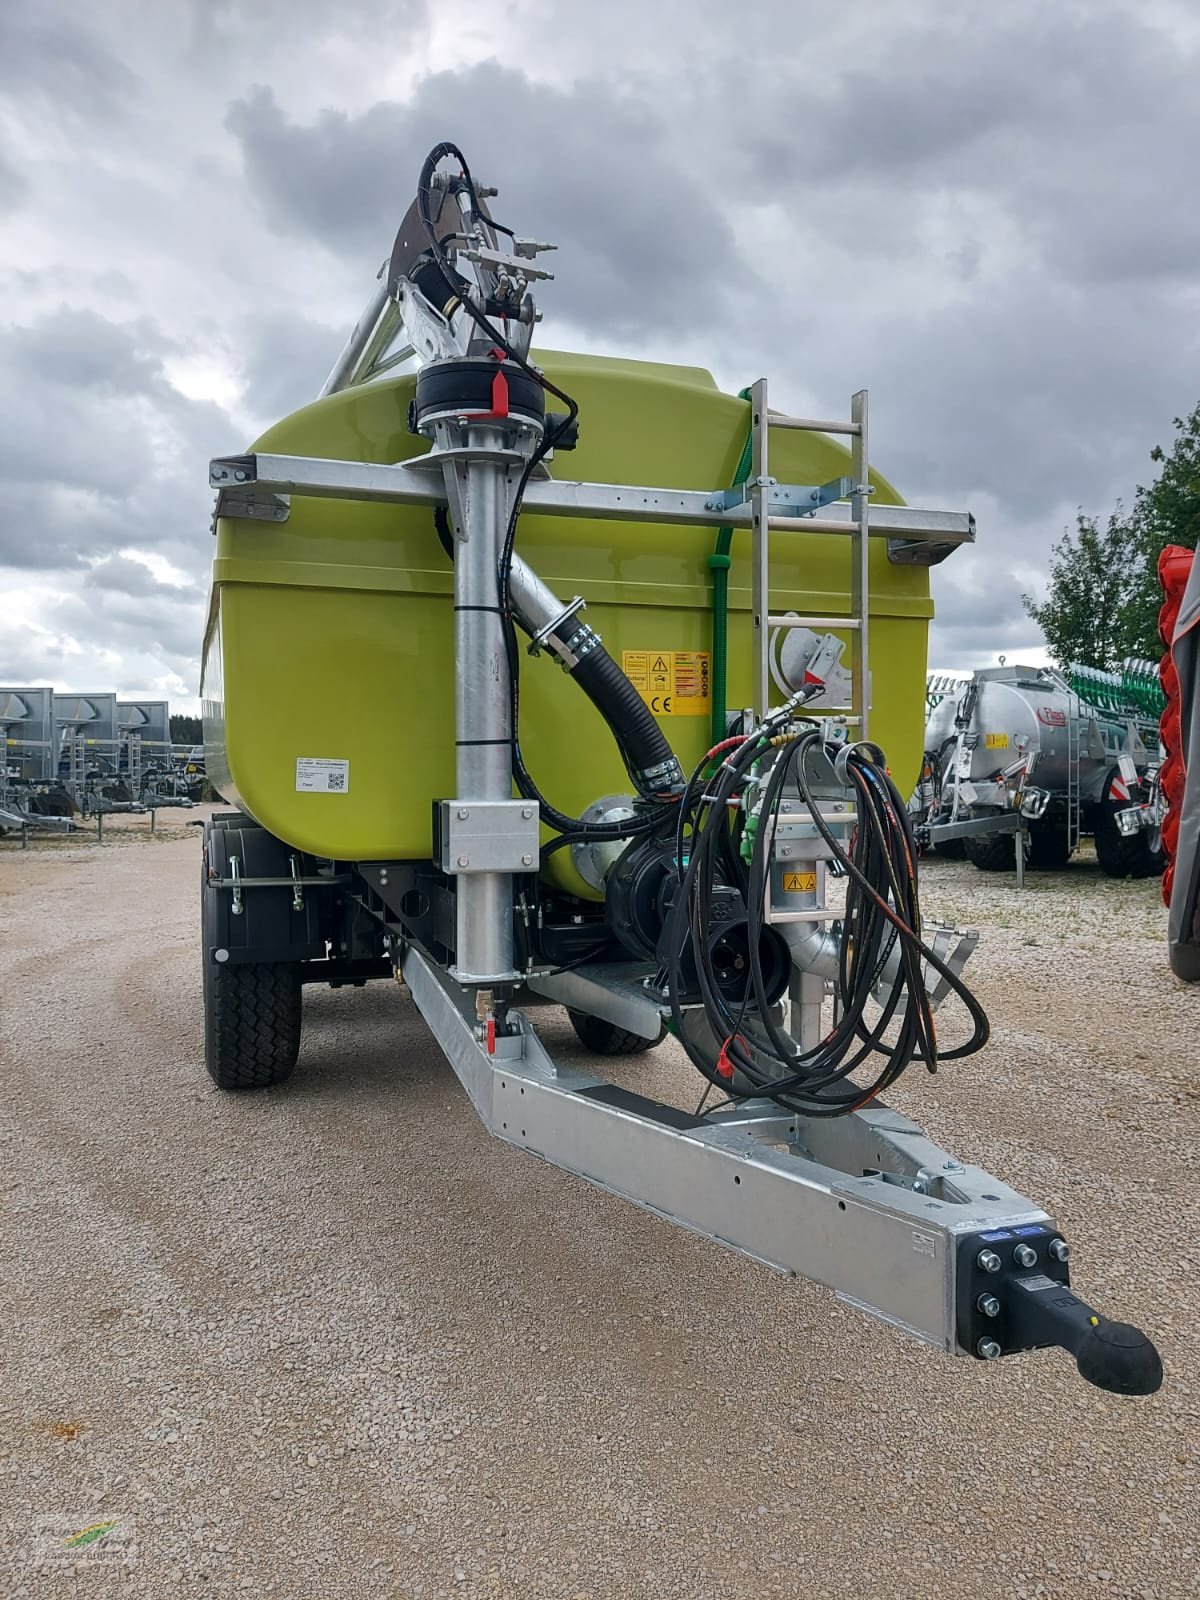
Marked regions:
[202,352,934,891]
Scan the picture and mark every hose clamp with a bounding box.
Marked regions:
[527,595,586,659]
[559,626,603,669]
[637,755,685,792]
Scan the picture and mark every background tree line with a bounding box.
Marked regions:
[1022,401,1200,670]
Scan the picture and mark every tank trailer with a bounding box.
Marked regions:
[916,662,1165,876]
[199,143,1161,1396]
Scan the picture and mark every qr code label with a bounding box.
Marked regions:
[296,757,350,794]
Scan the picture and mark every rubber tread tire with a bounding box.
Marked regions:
[567,1009,665,1056]
[1028,825,1072,869]
[204,959,302,1090]
[1094,802,1164,880]
[964,820,1019,873]
[931,836,966,860]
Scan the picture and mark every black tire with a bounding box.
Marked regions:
[201,823,302,1089]
[931,836,966,860]
[1094,801,1164,880]
[567,1009,665,1056]
[204,958,302,1089]
[1028,824,1072,870]
[963,816,1020,872]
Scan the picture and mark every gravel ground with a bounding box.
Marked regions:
[1,817,1196,1598]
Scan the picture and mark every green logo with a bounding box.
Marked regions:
[62,1521,120,1549]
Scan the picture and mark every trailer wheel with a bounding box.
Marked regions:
[963,815,1019,872]
[1028,824,1072,869]
[201,827,303,1089]
[567,1009,665,1055]
[930,835,966,860]
[1094,797,1164,880]
[203,957,302,1089]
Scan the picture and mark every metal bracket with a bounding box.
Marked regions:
[435,799,541,874]
[705,474,854,517]
[887,537,961,567]
[527,595,586,657]
[210,487,291,530]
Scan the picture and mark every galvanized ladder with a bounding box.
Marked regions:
[747,379,870,732]
[1065,695,1082,855]
[746,381,871,1052]
[67,730,88,809]
[126,731,143,802]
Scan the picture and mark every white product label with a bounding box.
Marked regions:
[296,757,350,794]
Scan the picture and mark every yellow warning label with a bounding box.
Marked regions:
[985,732,1009,749]
[783,871,817,893]
[621,650,711,717]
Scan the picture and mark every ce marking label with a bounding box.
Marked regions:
[650,694,672,714]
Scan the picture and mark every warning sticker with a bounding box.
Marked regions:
[296,757,350,794]
[985,732,1009,749]
[782,871,817,893]
[621,650,711,717]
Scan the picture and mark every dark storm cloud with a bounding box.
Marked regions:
[86,553,185,597]
[0,6,136,112]
[0,308,238,573]
[225,64,756,339]
[232,310,345,428]
[0,150,27,212]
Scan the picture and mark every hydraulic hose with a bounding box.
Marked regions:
[709,388,755,744]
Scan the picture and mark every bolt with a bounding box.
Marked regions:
[457,808,470,820]
[521,807,533,819]
[977,1249,1002,1274]
[521,854,533,866]
[1048,1237,1070,1263]
[943,1160,964,1172]
[457,855,469,868]
[1014,1243,1037,1269]
[976,1338,1001,1361]
[977,1293,1001,1318]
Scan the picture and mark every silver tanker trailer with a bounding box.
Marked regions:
[913,660,1164,877]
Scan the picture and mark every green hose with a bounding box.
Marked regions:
[708,388,755,743]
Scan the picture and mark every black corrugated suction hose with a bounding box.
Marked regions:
[556,619,684,796]
[432,507,683,799]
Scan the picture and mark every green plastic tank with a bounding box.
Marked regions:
[203,351,934,887]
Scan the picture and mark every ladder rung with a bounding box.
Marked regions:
[768,412,861,437]
[766,515,866,534]
[767,615,862,630]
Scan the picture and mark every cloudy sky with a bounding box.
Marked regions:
[2,0,1198,711]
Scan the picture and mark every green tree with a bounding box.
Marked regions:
[170,713,202,745]
[1125,401,1200,654]
[1022,508,1144,670]
[1024,400,1200,666]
